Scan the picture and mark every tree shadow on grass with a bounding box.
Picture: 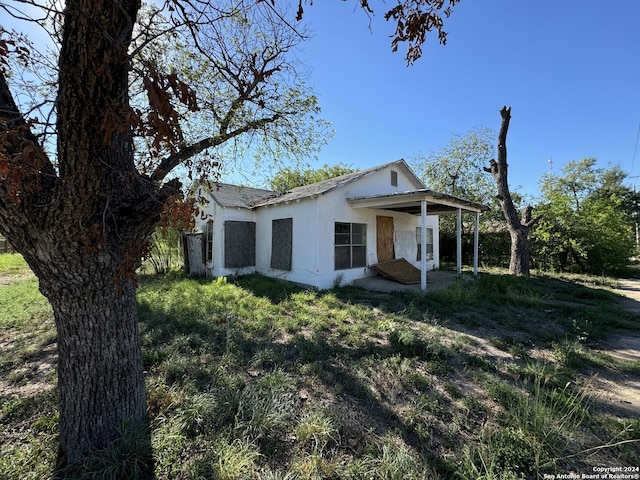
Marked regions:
[133,272,640,476]
[138,286,463,475]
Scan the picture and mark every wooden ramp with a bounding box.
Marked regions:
[370,258,421,284]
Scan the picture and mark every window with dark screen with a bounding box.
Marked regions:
[335,222,367,270]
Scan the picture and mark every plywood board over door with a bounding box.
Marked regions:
[376,215,395,263]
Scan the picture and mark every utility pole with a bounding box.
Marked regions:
[633,185,640,255]
[631,177,640,253]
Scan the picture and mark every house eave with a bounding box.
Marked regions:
[347,190,489,215]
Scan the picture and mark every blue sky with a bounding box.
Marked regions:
[297,1,640,198]
[3,1,639,198]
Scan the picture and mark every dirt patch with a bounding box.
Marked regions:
[587,370,640,418]
[612,278,640,314]
[442,278,640,422]
[583,279,640,419]
[600,334,640,364]
[0,343,57,399]
[595,277,640,364]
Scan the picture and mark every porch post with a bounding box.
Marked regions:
[456,208,462,275]
[473,211,480,276]
[421,199,427,291]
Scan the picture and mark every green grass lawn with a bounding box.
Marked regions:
[1,255,639,479]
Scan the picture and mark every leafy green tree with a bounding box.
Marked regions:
[267,163,356,191]
[130,3,332,182]
[412,125,505,232]
[533,159,635,274]
[413,127,496,205]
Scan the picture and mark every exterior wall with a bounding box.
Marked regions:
[195,194,259,278]
[343,164,421,198]
[314,189,371,288]
[254,200,321,287]
[312,189,439,289]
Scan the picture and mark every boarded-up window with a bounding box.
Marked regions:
[224,221,255,268]
[271,218,292,270]
[335,222,367,270]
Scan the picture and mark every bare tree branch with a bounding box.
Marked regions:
[151,112,282,181]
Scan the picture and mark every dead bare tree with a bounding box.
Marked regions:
[484,106,542,276]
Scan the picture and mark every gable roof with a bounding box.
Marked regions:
[207,183,275,208]
[252,159,423,208]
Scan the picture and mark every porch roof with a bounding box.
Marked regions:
[347,189,489,215]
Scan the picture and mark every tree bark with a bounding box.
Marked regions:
[509,229,531,276]
[0,0,164,474]
[484,106,541,276]
[44,265,150,470]
[50,4,154,468]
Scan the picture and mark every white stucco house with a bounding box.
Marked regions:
[185,159,487,290]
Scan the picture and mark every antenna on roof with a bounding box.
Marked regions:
[548,158,553,173]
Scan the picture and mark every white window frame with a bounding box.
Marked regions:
[335,222,367,270]
[416,226,434,261]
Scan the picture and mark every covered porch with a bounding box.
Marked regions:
[347,189,488,291]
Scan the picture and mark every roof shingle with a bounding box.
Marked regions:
[207,183,275,208]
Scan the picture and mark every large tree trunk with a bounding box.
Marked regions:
[484,107,541,276]
[52,3,153,470]
[42,263,150,469]
[0,0,173,474]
